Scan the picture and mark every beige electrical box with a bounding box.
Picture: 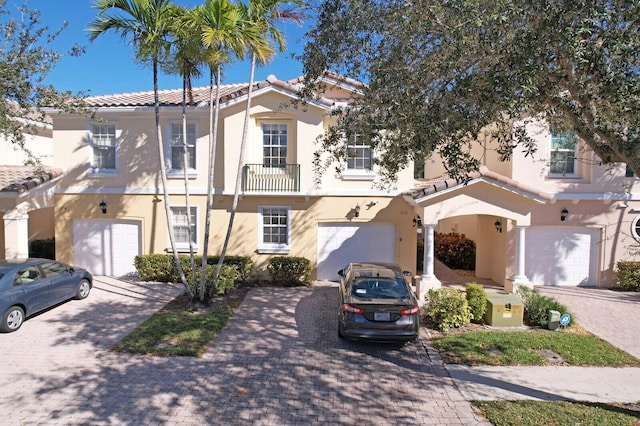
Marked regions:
[484,292,524,327]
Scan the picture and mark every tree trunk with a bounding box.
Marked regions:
[210,53,256,296]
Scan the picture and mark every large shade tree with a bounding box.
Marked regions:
[0,0,86,165]
[88,0,194,298]
[300,0,640,183]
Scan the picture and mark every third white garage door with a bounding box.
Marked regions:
[525,227,599,286]
[317,223,396,281]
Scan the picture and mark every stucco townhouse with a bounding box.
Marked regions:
[1,74,639,296]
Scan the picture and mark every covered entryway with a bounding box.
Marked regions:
[526,227,599,286]
[317,223,396,280]
[72,220,141,276]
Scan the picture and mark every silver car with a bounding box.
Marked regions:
[338,262,419,342]
[0,258,92,332]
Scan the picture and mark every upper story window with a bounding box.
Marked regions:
[90,123,117,173]
[169,206,198,251]
[258,206,291,254]
[549,130,578,177]
[262,123,288,168]
[341,133,374,180]
[347,134,373,170]
[168,123,197,174]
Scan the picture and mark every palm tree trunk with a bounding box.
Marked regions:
[200,64,222,301]
[154,61,192,298]
[210,53,256,296]
[181,75,197,293]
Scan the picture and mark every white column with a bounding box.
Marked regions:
[4,211,29,259]
[507,225,532,292]
[416,224,441,303]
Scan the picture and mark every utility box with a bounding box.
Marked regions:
[548,310,561,331]
[484,292,524,327]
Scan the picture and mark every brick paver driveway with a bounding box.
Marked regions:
[1,279,488,425]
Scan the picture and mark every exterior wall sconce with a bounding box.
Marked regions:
[99,200,107,214]
[494,219,502,233]
[354,203,360,218]
[561,208,569,221]
[413,215,422,227]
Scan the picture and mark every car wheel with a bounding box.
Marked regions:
[75,279,91,300]
[338,325,345,339]
[1,306,25,332]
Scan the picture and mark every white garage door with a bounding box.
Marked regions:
[72,220,141,276]
[525,227,599,286]
[317,223,396,281]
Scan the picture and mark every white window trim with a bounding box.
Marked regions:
[257,205,291,254]
[341,134,376,180]
[88,121,119,175]
[166,121,198,178]
[631,215,640,242]
[167,205,199,252]
[257,121,290,169]
[548,131,579,178]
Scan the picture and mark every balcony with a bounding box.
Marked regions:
[242,164,300,192]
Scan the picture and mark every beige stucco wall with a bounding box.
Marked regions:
[55,192,417,279]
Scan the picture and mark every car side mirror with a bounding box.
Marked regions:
[338,269,344,277]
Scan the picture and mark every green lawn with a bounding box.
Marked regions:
[432,329,640,366]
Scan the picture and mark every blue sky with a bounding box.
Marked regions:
[25,0,308,96]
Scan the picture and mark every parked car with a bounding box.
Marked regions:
[337,262,419,342]
[0,258,92,332]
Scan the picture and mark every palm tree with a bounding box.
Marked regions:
[88,0,193,298]
[165,6,206,296]
[196,0,269,300]
[209,0,303,296]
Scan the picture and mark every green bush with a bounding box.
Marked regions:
[29,238,55,259]
[465,282,487,323]
[517,286,571,327]
[267,256,311,286]
[423,288,472,331]
[416,238,424,274]
[186,264,237,297]
[434,232,476,270]
[134,254,252,283]
[615,261,640,291]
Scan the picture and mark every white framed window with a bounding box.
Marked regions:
[167,122,197,174]
[342,133,374,180]
[258,206,291,254]
[89,123,117,173]
[632,215,640,242]
[262,123,288,168]
[549,130,578,177]
[169,206,198,251]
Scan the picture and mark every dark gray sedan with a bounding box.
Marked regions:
[338,262,419,342]
[0,258,92,332]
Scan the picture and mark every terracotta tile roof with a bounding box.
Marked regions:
[0,166,63,194]
[84,83,251,107]
[408,166,550,201]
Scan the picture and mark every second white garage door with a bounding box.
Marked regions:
[317,223,396,281]
[525,227,599,286]
[72,220,141,276]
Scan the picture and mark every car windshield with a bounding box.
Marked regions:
[351,278,409,299]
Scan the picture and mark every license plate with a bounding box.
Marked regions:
[374,312,391,321]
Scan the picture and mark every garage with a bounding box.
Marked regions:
[72,220,141,276]
[525,227,599,286]
[317,223,396,281]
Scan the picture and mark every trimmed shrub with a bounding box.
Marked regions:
[134,254,252,283]
[615,261,640,291]
[517,286,572,327]
[423,288,472,331]
[267,256,311,286]
[465,282,487,323]
[416,239,424,274]
[29,238,55,259]
[434,232,476,270]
